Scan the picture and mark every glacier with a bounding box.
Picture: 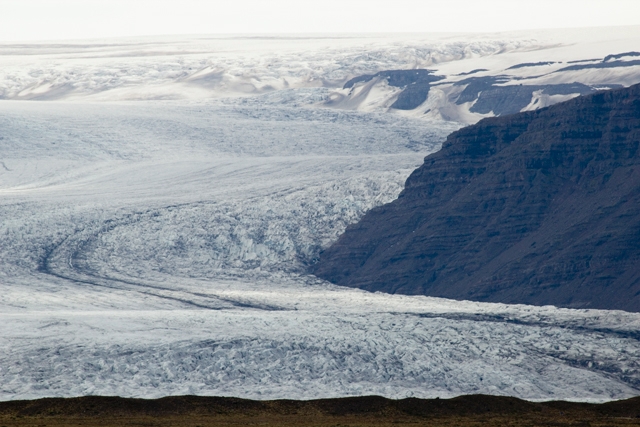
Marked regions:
[1,30,640,402]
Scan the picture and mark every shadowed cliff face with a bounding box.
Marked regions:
[312,84,640,312]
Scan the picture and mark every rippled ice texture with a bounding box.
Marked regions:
[1,98,639,403]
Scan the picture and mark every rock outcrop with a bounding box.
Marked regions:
[454,77,600,116]
[312,84,640,312]
[343,69,444,110]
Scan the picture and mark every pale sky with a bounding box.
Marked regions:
[0,0,638,42]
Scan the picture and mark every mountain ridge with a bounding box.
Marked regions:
[312,83,640,312]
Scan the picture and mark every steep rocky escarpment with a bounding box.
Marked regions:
[313,84,640,312]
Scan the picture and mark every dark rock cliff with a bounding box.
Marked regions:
[312,84,640,312]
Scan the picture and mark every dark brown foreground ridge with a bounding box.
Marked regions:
[313,83,640,312]
[0,394,639,426]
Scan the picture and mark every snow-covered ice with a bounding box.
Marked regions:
[2,28,639,123]
[1,30,640,402]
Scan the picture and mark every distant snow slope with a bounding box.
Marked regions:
[1,29,640,402]
[1,27,639,123]
[0,34,523,101]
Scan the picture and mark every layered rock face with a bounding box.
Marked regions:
[312,84,640,312]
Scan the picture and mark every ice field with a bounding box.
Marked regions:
[1,30,640,402]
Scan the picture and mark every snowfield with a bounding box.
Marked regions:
[1,29,640,402]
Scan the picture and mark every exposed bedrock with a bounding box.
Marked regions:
[454,77,600,116]
[312,84,640,312]
[343,69,444,110]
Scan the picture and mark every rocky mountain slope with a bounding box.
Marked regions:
[312,84,640,312]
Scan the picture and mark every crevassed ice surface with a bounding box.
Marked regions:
[2,99,639,403]
[0,34,529,101]
[1,33,640,403]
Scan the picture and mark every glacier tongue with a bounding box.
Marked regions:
[2,306,639,401]
[0,97,639,402]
